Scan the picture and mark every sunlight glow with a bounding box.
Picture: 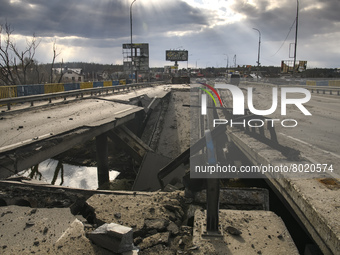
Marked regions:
[128,0,246,34]
[302,3,324,12]
[185,0,245,27]
[165,29,200,37]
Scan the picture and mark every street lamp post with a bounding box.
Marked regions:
[130,0,137,83]
[293,0,299,77]
[253,28,261,82]
[223,54,229,73]
[195,59,201,69]
[187,54,192,70]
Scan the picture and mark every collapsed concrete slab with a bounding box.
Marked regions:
[192,209,299,255]
[89,223,134,253]
[0,205,77,252]
[0,205,117,254]
[133,151,186,191]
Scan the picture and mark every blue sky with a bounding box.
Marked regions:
[1,0,339,69]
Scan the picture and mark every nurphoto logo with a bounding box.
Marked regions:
[200,83,312,128]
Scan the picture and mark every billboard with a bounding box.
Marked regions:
[166,50,188,61]
[122,43,149,72]
[281,60,307,73]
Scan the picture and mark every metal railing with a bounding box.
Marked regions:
[243,81,340,96]
[279,84,340,96]
[304,85,340,95]
[0,82,164,111]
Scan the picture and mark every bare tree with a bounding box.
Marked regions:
[50,39,65,83]
[0,22,40,85]
[0,23,15,85]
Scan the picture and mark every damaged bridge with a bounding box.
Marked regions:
[0,84,178,186]
[0,82,339,255]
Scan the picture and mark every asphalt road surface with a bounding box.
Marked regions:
[242,83,340,177]
[0,86,171,154]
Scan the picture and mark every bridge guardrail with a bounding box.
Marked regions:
[0,82,164,111]
[279,85,340,95]
[303,85,340,95]
[243,81,340,96]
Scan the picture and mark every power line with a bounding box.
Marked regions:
[270,19,296,57]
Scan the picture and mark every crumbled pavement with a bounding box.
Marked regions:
[0,205,141,255]
[0,189,300,254]
[0,205,111,254]
[86,190,197,254]
[0,190,196,254]
[192,210,299,255]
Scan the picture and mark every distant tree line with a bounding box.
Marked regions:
[198,65,340,79]
[302,68,340,78]
[1,22,339,86]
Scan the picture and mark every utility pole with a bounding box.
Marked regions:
[253,28,261,82]
[223,54,229,73]
[130,0,137,83]
[293,0,299,77]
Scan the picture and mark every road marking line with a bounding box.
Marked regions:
[114,106,137,115]
[279,132,340,159]
[311,95,340,101]
[279,132,340,179]
[0,133,52,152]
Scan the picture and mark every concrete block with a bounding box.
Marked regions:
[89,223,134,253]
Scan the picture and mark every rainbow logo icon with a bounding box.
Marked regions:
[199,83,223,115]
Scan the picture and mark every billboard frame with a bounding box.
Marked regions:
[166,50,188,62]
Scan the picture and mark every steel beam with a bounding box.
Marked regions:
[107,125,152,164]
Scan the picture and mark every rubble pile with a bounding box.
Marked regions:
[86,191,198,254]
[0,189,202,254]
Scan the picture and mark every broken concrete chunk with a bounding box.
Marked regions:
[226,226,242,236]
[138,232,170,250]
[167,221,179,236]
[56,219,85,243]
[107,223,132,237]
[143,218,169,231]
[89,223,134,253]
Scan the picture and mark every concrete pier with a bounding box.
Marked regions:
[96,132,110,188]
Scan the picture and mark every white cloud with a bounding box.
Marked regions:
[1,0,339,68]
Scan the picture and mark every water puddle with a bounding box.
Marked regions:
[15,159,120,190]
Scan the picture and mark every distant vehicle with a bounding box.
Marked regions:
[230,73,240,86]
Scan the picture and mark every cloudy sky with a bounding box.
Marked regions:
[0,0,339,69]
